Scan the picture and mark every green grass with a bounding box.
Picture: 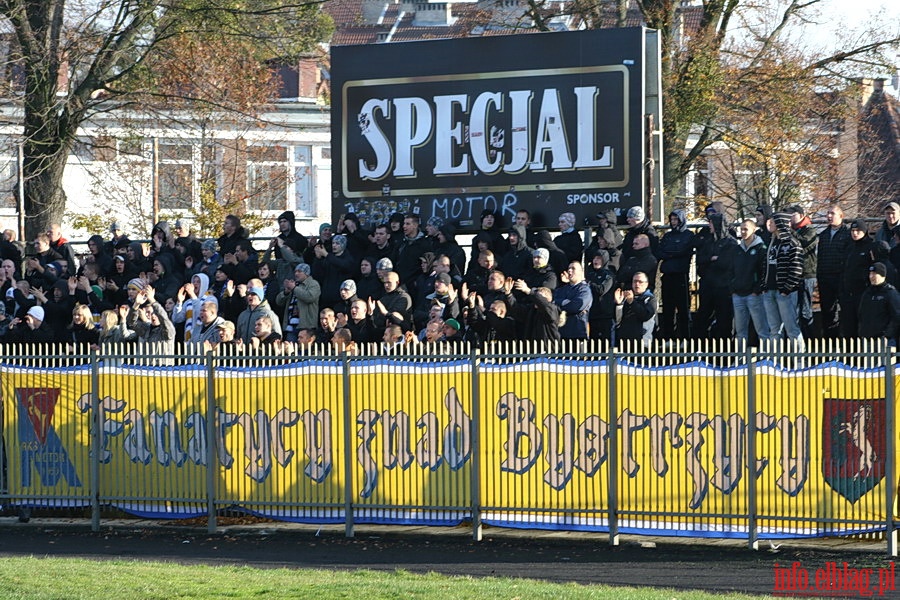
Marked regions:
[0,557,767,599]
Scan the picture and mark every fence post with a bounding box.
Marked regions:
[342,352,355,538]
[470,346,482,542]
[90,349,101,532]
[205,350,217,534]
[885,341,896,557]
[607,347,619,546]
[746,343,758,551]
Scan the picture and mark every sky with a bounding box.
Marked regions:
[787,0,898,64]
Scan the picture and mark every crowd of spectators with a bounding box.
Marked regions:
[0,200,897,355]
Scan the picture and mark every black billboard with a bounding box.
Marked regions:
[331,28,661,230]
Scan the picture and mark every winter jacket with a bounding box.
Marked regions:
[765,213,803,294]
[858,282,900,340]
[235,299,282,343]
[657,209,695,275]
[731,235,767,296]
[554,280,592,339]
[817,225,851,277]
[791,217,818,278]
[616,290,658,343]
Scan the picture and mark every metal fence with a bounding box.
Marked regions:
[0,339,896,554]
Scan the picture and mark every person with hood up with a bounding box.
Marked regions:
[694,211,738,339]
[148,221,176,262]
[858,262,900,344]
[585,249,618,343]
[149,253,181,303]
[841,219,874,338]
[471,209,508,260]
[85,234,114,278]
[657,209,696,339]
[127,241,152,275]
[434,223,466,276]
[754,204,774,246]
[499,225,532,281]
[264,211,307,284]
[875,202,900,249]
[585,209,623,270]
[762,212,804,347]
[730,219,769,343]
[554,212,584,264]
[620,206,659,265]
[172,272,217,343]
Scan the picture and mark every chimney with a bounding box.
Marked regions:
[297,58,320,99]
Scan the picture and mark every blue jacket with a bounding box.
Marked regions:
[554,280,592,339]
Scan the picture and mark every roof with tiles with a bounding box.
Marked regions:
[860,84,900,203]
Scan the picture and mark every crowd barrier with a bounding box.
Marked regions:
[1,339,897,554]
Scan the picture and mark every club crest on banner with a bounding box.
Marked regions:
[822,399,885,503]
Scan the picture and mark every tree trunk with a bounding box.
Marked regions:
[22,137,69,242]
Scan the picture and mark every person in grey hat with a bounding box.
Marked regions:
[312,233,356,311]
[620,205,659,266]
[517,247,557,305]
[106,221,131,255]
[276,262,320,341]
[235,281,282,343]
[333,279,359,324]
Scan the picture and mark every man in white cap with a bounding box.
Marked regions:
[276,262,320,342]
[5,305,54,343]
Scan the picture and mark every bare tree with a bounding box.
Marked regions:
[0,0,332,239]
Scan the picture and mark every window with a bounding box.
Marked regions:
[159,143,194,210]
[246,143,316,217]
[0,153,15,209]
[247,145,289,212]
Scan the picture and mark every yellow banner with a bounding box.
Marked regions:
[2,359,895,536]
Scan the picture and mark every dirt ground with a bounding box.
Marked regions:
[1,519,896,596]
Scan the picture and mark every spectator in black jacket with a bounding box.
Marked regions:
[620,206,659,265]
[841,219,874,338]
[657,209,695,339]
[585,249,617,343]
[694,213,737,339]
[858,262,900,344]
[816,205,852,338]
[554,212,583,264]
